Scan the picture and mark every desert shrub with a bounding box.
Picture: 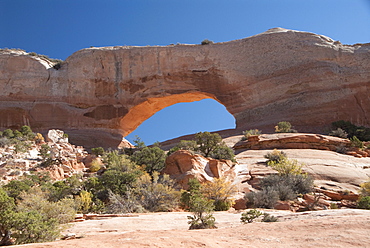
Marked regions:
[3,179,34,199]
[260,174,313,200]
[267,157,303,176]
[20,125,34,140]
[39,143,51,160]
[262,213,278,222]
[201,177,237,211]
[329,128,348,139]
[17,188,76,224]
[264,149,287,164]
[131,146,166,175]
[2,129,14,138]
[275,121,297,133]
[13,140,31,154]
[100,169,141,195]
[357,196,370,210]
[0,137,11,147]
[360,179,370,196]
[104,151,137,172]
[75,190,93,213]
[47,175,82,202]
[91,147,105,156]
[180,178,202,210]
[105,189,143,213]
[89,159,102,172]
[332,120,370,141]
[240,209,263,223]
[350,136,364,149]
[209,144,236,161]
[34,133,44,144]
[245,188,279,209]
[0,186,74,245]
[201,39,214,45]
[136,172,180,212]
[336,144,348,154]
[13,130,22,138]
[242,129,261,140]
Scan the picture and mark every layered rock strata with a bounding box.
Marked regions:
[1,28,369,148]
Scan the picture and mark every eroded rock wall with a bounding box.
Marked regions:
[1,28,369,148]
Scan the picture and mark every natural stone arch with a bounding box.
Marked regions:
[119,92,221,136]
[0,28,369,148]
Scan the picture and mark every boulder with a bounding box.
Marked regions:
[162,150,237,190]
[47,129,68,144]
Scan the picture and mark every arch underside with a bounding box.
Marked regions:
[119,91,223,136]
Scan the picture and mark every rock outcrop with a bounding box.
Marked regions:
[162,150,238,190]
[1,28,369,148]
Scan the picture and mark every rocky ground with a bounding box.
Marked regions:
[16,209,370,248]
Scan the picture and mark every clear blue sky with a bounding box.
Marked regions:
[1,0,370,145]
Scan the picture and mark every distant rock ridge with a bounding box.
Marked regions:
[0,28,369,148]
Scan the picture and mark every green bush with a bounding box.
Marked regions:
[0,186,75,245]
[91,147,105,156]
[187,196,216,229]
[267,157,304,176]
[260,174,313,200]
[357,196,370,209]
[329,128,348,139]
[350,136,364,149]
[201,39,214,45]
[242,129,262,140]
[136,172,180,212]
[240,209,263,223]
[264,149,287,164]
[332,120,370,141]
[3,129,14,138]
[262,213,278,222]
[0,137,11,147]
[245,188,279,209]
[201,177,237,211]
[275,121,297,133]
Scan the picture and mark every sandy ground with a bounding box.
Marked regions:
[16,209,370,248]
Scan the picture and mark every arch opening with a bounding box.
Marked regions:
[122,93,236,145]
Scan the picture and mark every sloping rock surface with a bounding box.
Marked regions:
[1,28,369,148]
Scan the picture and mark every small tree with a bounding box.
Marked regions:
[195,132,222,157]
[131,146,166,176]
[182,179,216,229]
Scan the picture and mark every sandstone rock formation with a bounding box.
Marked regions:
[1,28,369,148]
[162,150,238,190]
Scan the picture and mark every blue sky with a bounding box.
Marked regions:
[1,0,370,145]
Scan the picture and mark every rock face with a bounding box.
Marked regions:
[1,28,369,148]
[162,150,237,190]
